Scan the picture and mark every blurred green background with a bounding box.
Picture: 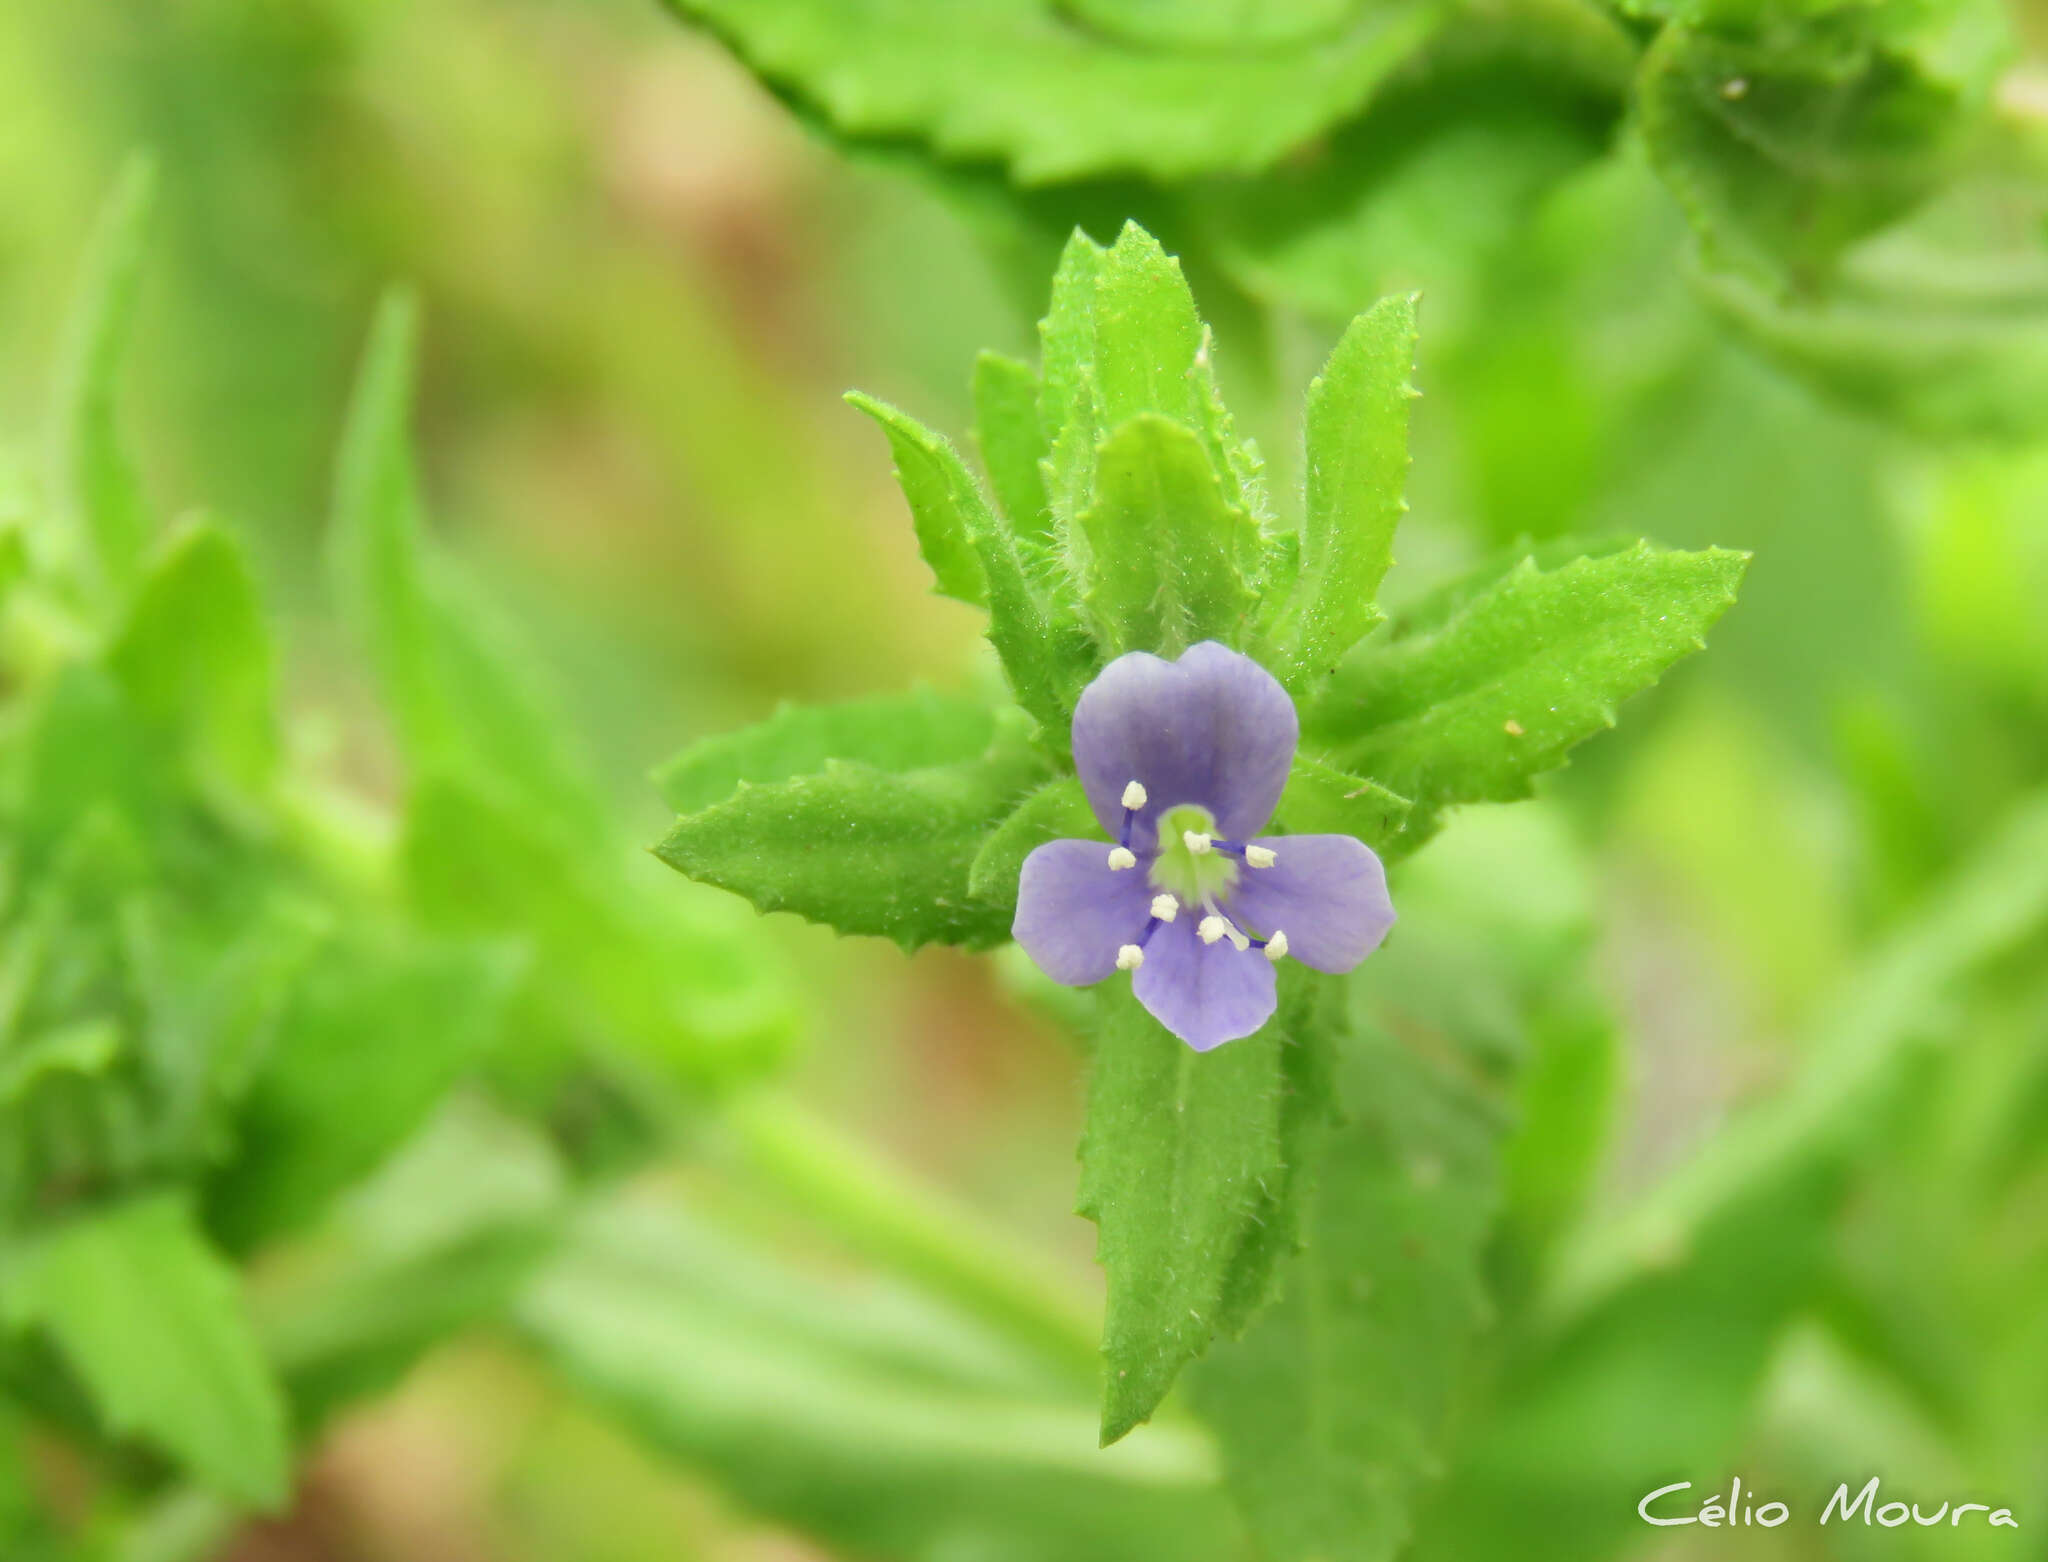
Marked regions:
[4,0,2048,1558]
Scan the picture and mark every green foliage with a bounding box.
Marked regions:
[966,776,1097,914]
[657,714,1051,952]
[520,1194,1243,1562]
[0,1193,288,1509]
[1077,975,1335,1443]
[330,291,609,842]
[49,155,156,606]
[208,933,520,1250]
[658,0,1441,183]
[1309,543,1747,835]
[1263,295,1416,689]
[1188,1022,1499,1562]
[1074,415,1259,657]
[105,520,279,806]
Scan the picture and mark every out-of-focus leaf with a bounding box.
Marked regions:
[258,1099,567,1431]
[1700,219,2048,442]
[1418,791,2048,1562]
[49,155,156,606]
[660,0,1439,184]
[207,932,521,1250]
[406,773,796,1088]
[1074,415,1258,657]
[18,666,166,879]
[105,520,278,804]
[656,717,1052,952]
[0,1019,120,1107]
[848,394,1095,736]
[0,1193,288,1509]
[1309,543,1747,831]
[1203,54,1624,325]
[1264,296,1416,689]
[329,291,608,839]
[519,1191,1243,1562]
[1078,972,1335,1444]
[966,775,1097,912]
[972,349,1052,546]
[1189,1021,1499,1562]
[1639,4,2005,291]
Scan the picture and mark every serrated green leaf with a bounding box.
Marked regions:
[0,1193,289,1508]
[847,394,1094,737]
[657,687,1005,815]
[971,350,1052,547]
[1188,1021,1499,1562]
[1039,226,1256,538]
[965,776,1096,912]
[49,155,156,607]
[656,722,1052,952]
[1078,972,1337,1445]
[1075,415,1259,657]
[1638,11,1989,292]
[845,393,988,606]
[207,933,520,1250]
[105,519,278,804]
[330,291,608,839]
[1309,544,1747,827]
[1276,752,1413,858]
[1067,0,1364,48]
[518,1192,1241,1562]
[1266,295,1417,689]
[661,0,1440,184]
[406,772,796,1087]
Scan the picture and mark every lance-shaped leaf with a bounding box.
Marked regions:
[106,519,279,804]
[1309,543,1747,827]
[331,291,608,840]
[50,155,156,606]
[1275,753,1413,860]
[848,393,1094,737]
[659,0,1438,185]
[1039,226,1258,536]
[1074,415,1259,658]
[1265,295,1417,690]
[972,350,1052,548]
[1078,972,1336,1445]
[656,714,1052,953]
[0,1193,289,1509]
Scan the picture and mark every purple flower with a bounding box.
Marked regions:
[1013,642,1395,1051]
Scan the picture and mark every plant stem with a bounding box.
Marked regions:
[721,1090,1103,1384]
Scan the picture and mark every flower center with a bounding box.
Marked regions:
[1148,804,1240,905]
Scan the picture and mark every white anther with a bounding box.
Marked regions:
[1107,846,1137,871]
[1121,779,1148,811]
[1115,943,1145,971]
[1150,894,1179,923]
[1184,830,1213,856]
[1244,844,1277,869]
[1264,930,1290,963]
[1197,915,1228,946]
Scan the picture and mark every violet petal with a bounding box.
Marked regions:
[1132,916,1279,1051]
[1071,641,1297,846]
[1013,838,1157,986]
[1227,833,1395,974]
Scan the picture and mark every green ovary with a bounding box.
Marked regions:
[1148,803,1240,906]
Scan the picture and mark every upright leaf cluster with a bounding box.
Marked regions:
[651,219,1748,1498]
